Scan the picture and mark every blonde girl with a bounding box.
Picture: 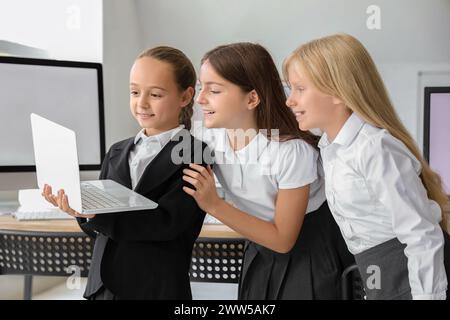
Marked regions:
[284,33,450,300]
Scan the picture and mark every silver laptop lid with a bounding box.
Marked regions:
[30,113,83,212]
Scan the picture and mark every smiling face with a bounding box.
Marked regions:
[196,60,258,130]
[129,56,191,136]
[285,62,340,132]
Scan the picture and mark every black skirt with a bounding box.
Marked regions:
[354,238,412,300]
[238,201,355,300]
[88,285,117,300]
[354,228,450,300]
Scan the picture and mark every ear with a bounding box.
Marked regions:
[331,96,343,105]
[180,87,195,108]
[246,89,260,110]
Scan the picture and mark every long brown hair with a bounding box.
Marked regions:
[284,33,448,229]
[138,46,196,130]
[201,42,319,147]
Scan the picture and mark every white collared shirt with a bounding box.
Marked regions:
[129,126,184,189]
[319,112,447,300]
[194,127,326,222]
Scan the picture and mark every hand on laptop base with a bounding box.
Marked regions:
[42,184,96,219]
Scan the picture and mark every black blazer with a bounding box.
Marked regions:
[77,131,212,299]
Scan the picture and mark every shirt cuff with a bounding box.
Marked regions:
[412,291,446,300]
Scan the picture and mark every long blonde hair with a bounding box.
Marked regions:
[284,33,448,230]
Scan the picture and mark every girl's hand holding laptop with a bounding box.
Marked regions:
[42,184,96,219]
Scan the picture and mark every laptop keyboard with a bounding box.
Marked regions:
[81,184,126,210]
[13,210,74,221]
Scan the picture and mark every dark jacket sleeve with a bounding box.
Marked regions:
[75,150,110,239]
[82,163,207,242]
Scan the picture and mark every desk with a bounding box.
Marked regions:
[0,215,244,300]
[0,215,242,237]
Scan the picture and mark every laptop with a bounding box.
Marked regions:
[30,113,158,215]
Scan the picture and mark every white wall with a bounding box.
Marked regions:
[0,0,102,62]
[102,0,145,148]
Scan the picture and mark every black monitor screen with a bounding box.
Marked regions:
[0,57,104,172]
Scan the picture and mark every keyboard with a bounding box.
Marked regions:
[81,183,126,210]
[13,209,73,221]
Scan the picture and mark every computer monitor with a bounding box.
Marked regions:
[423,87,450,195]
[0,56,105,172]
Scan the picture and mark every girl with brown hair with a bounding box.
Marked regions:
[42,46,211,299]
[183,42,354,299]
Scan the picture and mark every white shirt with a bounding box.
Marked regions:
[129,126,184,189]
[194,127,326,222]
[319,112,447,300]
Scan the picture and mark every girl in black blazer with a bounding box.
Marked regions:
[42,46,212,299]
